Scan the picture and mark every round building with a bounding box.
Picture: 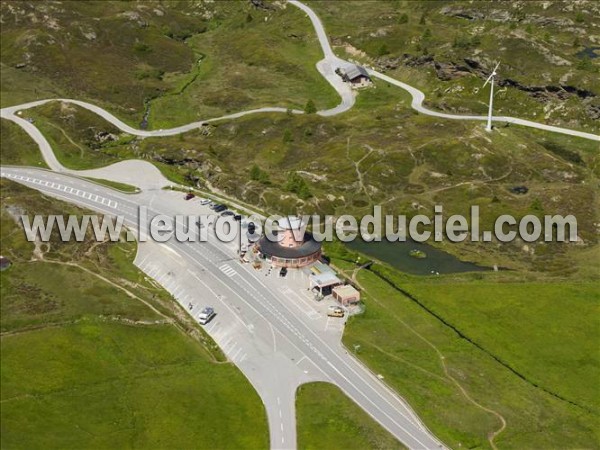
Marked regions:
[258,217,321,268]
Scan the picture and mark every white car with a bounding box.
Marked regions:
[200,199,211,205]
[327,306,345,318]
[198,307,215,325]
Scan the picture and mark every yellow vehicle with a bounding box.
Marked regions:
[327,306,345,318]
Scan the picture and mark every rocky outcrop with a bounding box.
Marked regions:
[439,6,576,27]
[499,78,595,101]
[585,103,600,120]
[377,54,597,109]
[94,131,117,144]
[151,154,201,167]
[434,61,473,81]
[439,6,512,23]
[249,0,275,10]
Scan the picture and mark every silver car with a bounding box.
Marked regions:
[198,307,215,325]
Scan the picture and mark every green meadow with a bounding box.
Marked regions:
[0,180,269,449]
[327,245,600,449]
[296,382,404,450]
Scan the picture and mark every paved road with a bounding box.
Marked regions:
[368,70,600,141]
[288,0,355,117]
[0,166,446,450]
[289,0,598,140]
[0,103,174,189]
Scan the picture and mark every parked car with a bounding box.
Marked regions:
[214,204,227,213]
[184,192,195,200]
[247,222,256,234]
[221,210,235,217]
[198,307,215,325]
[200,199,211,205]
[279,267,288,277]
[327,306,345,318]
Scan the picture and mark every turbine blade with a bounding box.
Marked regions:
[483,72,493,88]
[483,62,500,87]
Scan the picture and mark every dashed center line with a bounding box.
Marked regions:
[0,172,118,209]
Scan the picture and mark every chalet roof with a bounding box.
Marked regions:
[343,64,370,81]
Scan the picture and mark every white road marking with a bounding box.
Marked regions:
[219,264,237,277]
[225,341,237,353]
[185,269,250,331]
[231,347,243,361]
[279,286,320,319]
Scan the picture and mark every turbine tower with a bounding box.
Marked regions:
[483,62,500,132]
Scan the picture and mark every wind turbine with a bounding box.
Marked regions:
[483,62,500,132]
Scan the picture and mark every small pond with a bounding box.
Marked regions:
[347,238,490,276]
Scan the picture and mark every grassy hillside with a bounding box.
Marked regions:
[329,254,600,449]
[0,180,269,449]
[147,2,340,128]
[0,120,48,168]
[3,1,597,131]
[3,0,597,274]
[296,382,405,450]
[21,88,600,275]
[308,0,600,133]
[0,0,338,128]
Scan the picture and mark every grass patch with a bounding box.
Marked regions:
[84,177,140,193]
[0,180,268,448]
[335,257,600,449]
[0,119,48,168]
[0,63,65,108]
[1,322,267,449]
[296,382,404,450]
[398,278,600,411]
[26,102,124,170]
[0,1,339,128]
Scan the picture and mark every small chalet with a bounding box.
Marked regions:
[336,64,371,88]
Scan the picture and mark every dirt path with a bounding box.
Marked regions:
[37,259,226,363]
[339,262,507,449]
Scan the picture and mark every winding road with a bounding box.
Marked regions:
[1,0,598,143]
